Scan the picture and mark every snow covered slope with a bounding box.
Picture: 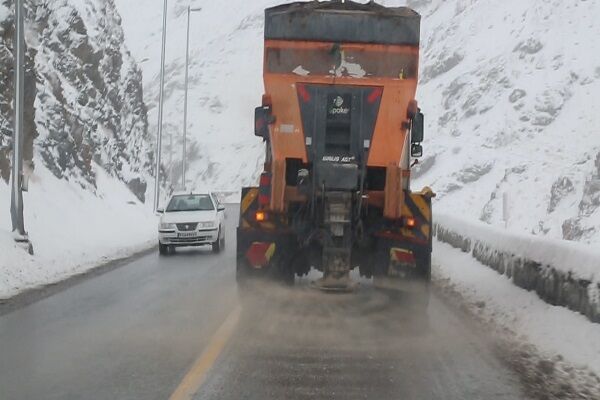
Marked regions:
[408,0,600,244]
[0,164,156,299]
[114,0,270,194]
[116,0,600,244]
[0,0,153,200]
[0,0,157,298]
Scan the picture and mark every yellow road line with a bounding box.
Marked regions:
[169,306,241,400]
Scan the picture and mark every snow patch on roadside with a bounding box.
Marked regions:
[433,240,600,376]
[0,164,157,299]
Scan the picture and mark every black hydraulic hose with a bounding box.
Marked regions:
[356,150,368,223]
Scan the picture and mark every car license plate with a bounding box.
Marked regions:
[178,232,197,238]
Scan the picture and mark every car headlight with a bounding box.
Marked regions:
[199,221,215,229]
[159,222,176,230]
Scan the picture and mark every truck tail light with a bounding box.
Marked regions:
[259,173,271,187]
[255,211,267,222]
[405,217,416,228]
[258,172,272,207]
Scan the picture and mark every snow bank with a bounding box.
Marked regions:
[0,164,157,299]
[433,240,600,377]
[434,213,600,322]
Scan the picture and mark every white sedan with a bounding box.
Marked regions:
[158,192,225,255]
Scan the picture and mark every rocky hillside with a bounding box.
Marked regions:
[407,0,600,244]
[0,0,152,201]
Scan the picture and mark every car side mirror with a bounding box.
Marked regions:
[411,143,423,158]
[218,205,225,212]
[411,110,424,143]
[255,106,274,138]
[156,208,164,214]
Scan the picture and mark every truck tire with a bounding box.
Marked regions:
[417,253,432,281]
[159,243,169,256]
[277,263,295,286]
[267,252,295,286]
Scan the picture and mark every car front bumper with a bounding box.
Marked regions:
[159,228,219,246]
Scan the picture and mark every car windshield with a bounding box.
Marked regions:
[166,195,214,212]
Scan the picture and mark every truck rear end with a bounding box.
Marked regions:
[237,1,434,291]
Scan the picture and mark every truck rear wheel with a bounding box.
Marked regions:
[275,262,295,286]
[417,253,432,281]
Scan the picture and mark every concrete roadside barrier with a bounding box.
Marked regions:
[434,214,600,323]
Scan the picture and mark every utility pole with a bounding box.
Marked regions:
[154,0,169,212]
[11,0,33,255]
[182,6,202,191]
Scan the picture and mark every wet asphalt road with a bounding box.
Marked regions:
[0,207,529,400]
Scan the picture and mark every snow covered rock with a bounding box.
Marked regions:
[0,0,152,201]
[0,2,37,183]
[547,177,575,214]
[408,0,600,244]
[564,152,600,241]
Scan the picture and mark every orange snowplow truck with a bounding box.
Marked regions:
[237,1,435,290]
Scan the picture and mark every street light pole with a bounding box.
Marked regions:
[11,0,32,254]
[182,6,202,191]
[153,0,169,212]
[169,129,173,189]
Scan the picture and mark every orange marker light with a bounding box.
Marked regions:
[405,217,416,228]
[255,211,266,222]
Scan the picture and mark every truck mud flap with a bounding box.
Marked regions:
[236,227,297,285]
